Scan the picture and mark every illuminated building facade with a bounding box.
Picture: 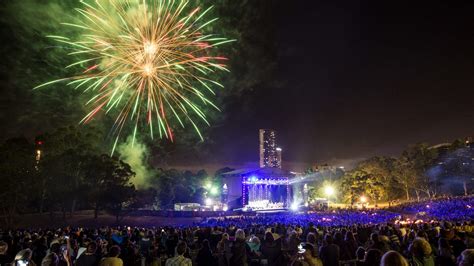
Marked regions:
[276,147,282,168]
[259,129,281,168]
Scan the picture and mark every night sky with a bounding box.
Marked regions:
[1,1,474,171]
[205,1,474,170]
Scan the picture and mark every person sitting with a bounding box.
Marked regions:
[408,238,435,266]
[195,240,215,266]
[458,249,474,266]
[99,246,123,266]
[355,247,366,266]
[165,241,191,266]
[319,234,339,266]
[435,238,455,266]
[0,241,12,266]
[246,235,262,266]
[217,233,231,266]
[286,231,300,256]
[380,250,409,266]
[363,249,383,266]
[42,241,72,266]
[261,232,282,266]
[302,243,322,266]
[305,233,318,257]
[76,242,99,266]
[230,229,247,266]
[341,231,358,260]
[15,249,37,266]
[366,233,389,253]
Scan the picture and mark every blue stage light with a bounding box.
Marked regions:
[250,176,258,183]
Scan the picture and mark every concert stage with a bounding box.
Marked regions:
[222,167,295,210]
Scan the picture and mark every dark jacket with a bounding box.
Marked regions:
[196,247,215,266]
[261,239,283,266]
[76,253,99,266]
[319,244,340,266]
[230,239,248,266]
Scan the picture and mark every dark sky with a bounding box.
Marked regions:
[1,1,473,172]
[204,1,474,170]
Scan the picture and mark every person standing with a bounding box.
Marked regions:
[319,234,339,266]
[0,241,12,266]
[165,242,191,266]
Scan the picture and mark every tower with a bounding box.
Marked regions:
[259,129,281,168]
[276,147,282,168]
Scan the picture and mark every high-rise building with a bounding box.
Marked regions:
[259,129,281,168]
[276,147,282,168]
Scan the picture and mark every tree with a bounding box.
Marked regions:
[399,144,439,199]
[392,157,416,201]
[357,157,400,201]
[149,168,216,208]
[84,154,135,219]
[103,183,135,223]
[41,152,89,219]
[0,138,36,226]
[129,188,158,210]
[341,170,386,207]
[442,145,473,196]
[341,158,392,207]
[150,168,179,209]
[37,125,103,215]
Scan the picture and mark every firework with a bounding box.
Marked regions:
[35,0,233,153]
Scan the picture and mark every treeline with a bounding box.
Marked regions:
[306,139,473,206]
[0,126,231,226]
[0,126,135,225]
[1,125,472,224]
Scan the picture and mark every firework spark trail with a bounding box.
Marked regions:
[34,0,233,154]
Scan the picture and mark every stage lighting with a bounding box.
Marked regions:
[223,205,228,211]
[324,186,335,196]
[360,196,367,203]
[205,198,213,206]
[250,176,258,183]
[210,186,219,195]
[291,202,299,211]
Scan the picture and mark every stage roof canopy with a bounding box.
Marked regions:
[222,167,295,178]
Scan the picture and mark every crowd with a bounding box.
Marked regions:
[0,198,473,266]
[390,196,474,222]
[199,210,401,228]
